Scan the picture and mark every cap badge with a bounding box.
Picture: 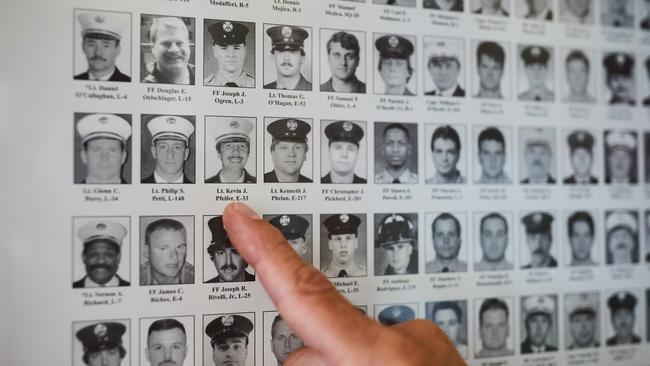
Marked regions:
[94,323,108,337]
[391,307,402,317]
[223,21,233,32]
[282,26,292,39]
[222,315,234,327]
[533,213,542,223]
[388,36,399,48]
[96,223,107,231]
[95,15,105,23]
[531,47,540,56]
[343,121,353,132]
[287,119,298,131]
[166,117,176,125]
[280,215,290,226]
[616,54,624,65]
[340,214,349,223]
[98,116,109,124]
[577,132,585,141]
[230,120,240,129]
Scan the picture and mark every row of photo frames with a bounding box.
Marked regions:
[71,209,650,287]
[71,288,650,365]
[72,113,650,186]
[73,10,650,105]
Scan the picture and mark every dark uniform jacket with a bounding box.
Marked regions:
[264,75,312,91]
[424,85,465,97]
[563,175,598,184]
[264,170,312,183]
[320,77,366,93]
[143,64,195,85]
[142,173,194,184]
[521,176,556,184]
[74,67,131,82]
[522,256,558,269]
[423,0,463,11]
[205,169,257,184]
[521,338,558,354]
[606,334,641,346]
[73,275,131,288]
[81,177,129,184]
[321,173,367,184]
[384,253,418,275]
[205,271,255,283]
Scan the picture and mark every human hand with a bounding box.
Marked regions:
[222,202,466,366]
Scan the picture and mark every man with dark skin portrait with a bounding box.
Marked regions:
[73,220,130,288]
[375,124,418,184]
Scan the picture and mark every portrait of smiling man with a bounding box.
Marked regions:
[264,24,312,90]
[320,30,366,93]
[142,115,195,184]
[75,113,132,184]
[204,314,254,366]
[264,118,312,183]
[204,20,255,88]
[321,120,367,184]
[73,218,130,288]
[205,116,257,184]
[143,318,190,366]
[140,217,194,285]
[205,216,255,283]
[74,10,130,82]
[141,15,195,85]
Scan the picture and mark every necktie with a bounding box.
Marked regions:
[613,19,621,27]
[338,270,349,277]
[225,82,238,87]
[534,95,541,102]
[392,178,401,184]
[387,0,396,4]
[441,267,449,273]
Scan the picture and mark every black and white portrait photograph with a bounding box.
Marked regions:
[73,319,131,366]
[425,212,468,273]
[72,216,131,288]
[374,213,419,276]
[426,300,468,358]
[473,211,515,271]
[641,0,650,30]
[564,210,600,267]
[203,19,255,88]
[517,45,555,102]
[264,117,313,183]
[205,116,257,184]
[519,127,557,184]
[264,214,313,265]
[559,0,594,24]
[471,0,511,16]
[320,120,367,184]
[516,0,553,20]
[141,114,195,184]
[474,297,515,358]
[605,209,639,265]
[601,0,634,28]
[646,210,650,263]
[319,28,367,93]
[605,289,642,346]
[140,15,195,85]
[203,215,255,283]
[139,316,194,366]
[263,311,305,366]
[520,294,559,354]
[472,40,511,99]
[203,313,255,366]
[424,0,464,12]
[263,24,313,90]
[74,113,132,184]
[423,36,466,97]
[74,9,131,82]
[520,211,559,269]
[473,126,513,184]
[560,48,597,104]
[425,124,467,184]
[564,292,600,349]
[604,129,638,184]
[374,122,419,184]
[562,129,600,184]
[641,54,650,106]
[373,33,418,96]
[140,216,195,286]
[646,133,650,184]
[375,303,418,326]
[320,213,368,278]
[373,0,416,6]
[602,51,636,106]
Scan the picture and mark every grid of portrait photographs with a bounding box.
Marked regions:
[65,1,650,365]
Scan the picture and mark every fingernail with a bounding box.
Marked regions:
[233,202,261,220]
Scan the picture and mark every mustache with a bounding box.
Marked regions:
[533,248,546,256]
[280,62,294,67]
[90,264,112,271]
[220,264,238,271]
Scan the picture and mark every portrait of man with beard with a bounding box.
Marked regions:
[320,29,366,93]
[73,218,130,288]
[204,216,255,283]
[205,116,257,184]
[141,15,195,85]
